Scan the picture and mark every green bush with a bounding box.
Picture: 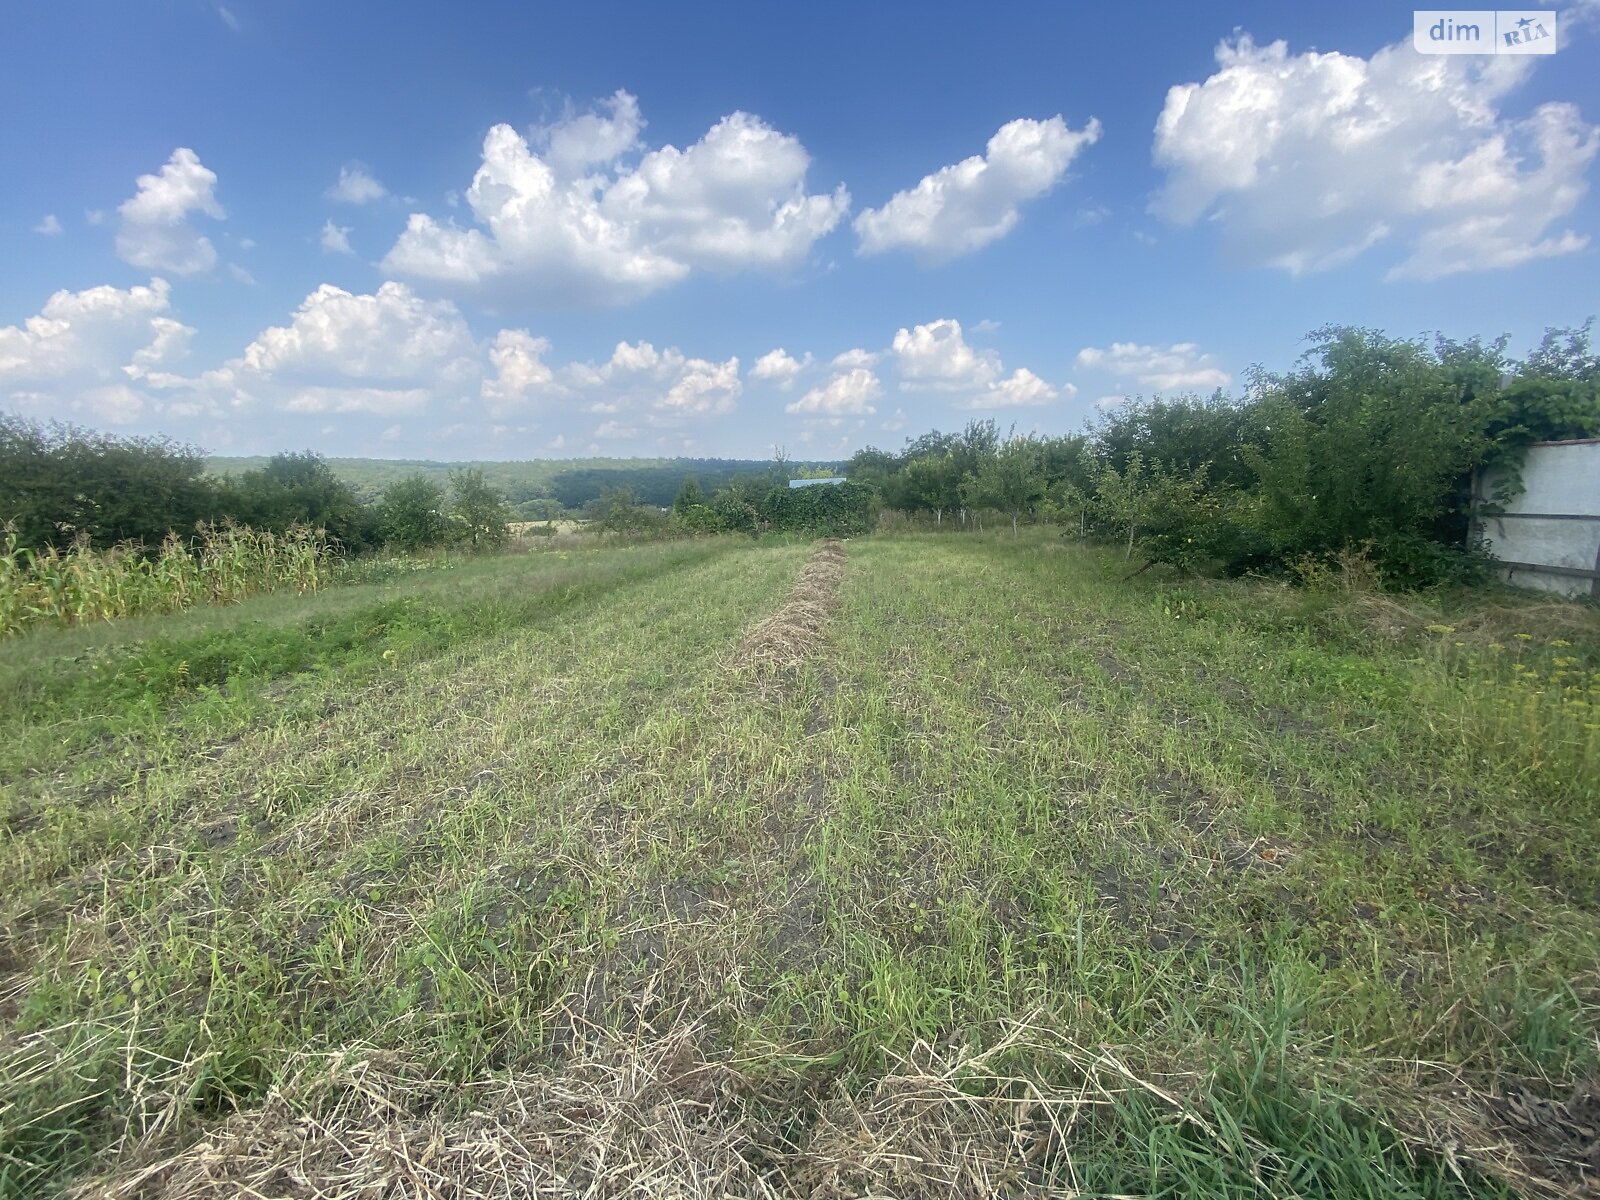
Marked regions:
[448,467,512,551]
[671,503,723,536]
[710,490,760,536]
[857,323,1599,589]
[760,481,877,536]
[586,488,671,537]
[1365,531,1498,590]
[220,451,377,553]
[672,476,705,512]
[0,416,223,552]
[377,475,450,552]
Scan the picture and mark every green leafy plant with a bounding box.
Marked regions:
[448,468,512,551]
[377,475,450,552]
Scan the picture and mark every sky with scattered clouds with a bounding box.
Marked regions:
[3,1,1597,459]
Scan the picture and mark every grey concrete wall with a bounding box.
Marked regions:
[1474,439,1600,598]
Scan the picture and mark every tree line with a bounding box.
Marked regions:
[204,455,840,519]
[0,419,513,555]
[846,323,1599,587]
[584,461,876,539]
[4,321,1595,586]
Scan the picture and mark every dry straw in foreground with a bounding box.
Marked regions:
[71,1020,1120,1200]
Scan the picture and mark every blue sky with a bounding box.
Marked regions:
[3,1,1597,460]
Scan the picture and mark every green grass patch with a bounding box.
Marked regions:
[1,531,1594,1198]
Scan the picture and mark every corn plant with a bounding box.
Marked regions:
[0,522,331,636]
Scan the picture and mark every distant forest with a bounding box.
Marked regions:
[205,456,845,517]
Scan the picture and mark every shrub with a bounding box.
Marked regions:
[378,475,450,552]
[449,468,512,551]
[220,451,377,552]
[586,487,670,536]
[1238,328,1501,579]
[672,503,724,536]
[1366,531,1498,590]
[710,490,760,536]
[672,476,705,512]
[760,481,877,537]
[0,416,222,551]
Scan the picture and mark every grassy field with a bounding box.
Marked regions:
[1,532,1597,1198]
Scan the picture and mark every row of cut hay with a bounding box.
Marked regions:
[731,540,846,672]
[66,1020,1588,1199]
[0,523,329,635]
[64,1022,1097,1200]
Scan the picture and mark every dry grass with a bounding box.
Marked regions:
[66,1019,1171,1200]
[50,1028,1600,1200]
[1373,1065,1600,1200]
[732,540,846,671]
[70,1026,766,1200]
[1275,545,1600,649]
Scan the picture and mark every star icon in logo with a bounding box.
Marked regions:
[1516,16,1533,29]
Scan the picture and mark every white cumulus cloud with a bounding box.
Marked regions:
[661,356,741,415]
[964,368,1062,409]
[750,347,811,389]
[116,148,224,276]
[890,317,1064,409]
[562,340,742,421]
[33,214,63,236]
[383,91,850,306]
[481,329,557,417]
[892,318,999,389]
[785,367,882,417]
[1075,342,1230,391]
[1152,35,1598,280]
[238,282,475,381]
[0,278,195,425]
[540,88,645,176]
[831,347,881,369]
[0,273,775,449]
[855,115,1101,262]
[215,282,480,416]
[327,162,389,205]
[320,219,354,255]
